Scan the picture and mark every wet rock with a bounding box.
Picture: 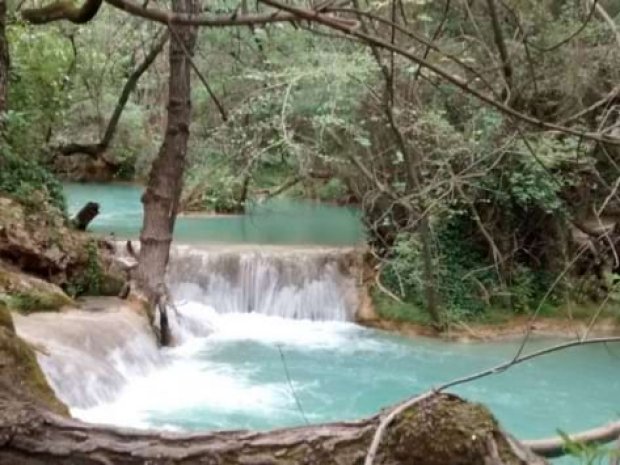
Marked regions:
[0,196,125,298]
[52,153,116,182]
[0,262,73,313]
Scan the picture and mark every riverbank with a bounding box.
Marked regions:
[361,314,620,342]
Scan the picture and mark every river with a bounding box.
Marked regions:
[41,183,620,463]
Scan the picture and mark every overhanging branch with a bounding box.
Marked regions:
[55,29,169,160]
[524,421,620,458]
[22,0,103,24]
[259,0,620,146]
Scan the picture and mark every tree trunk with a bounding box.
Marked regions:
[0,392,547,465]
[136,0,197,335]
[0,0,8,117]
[485,0,513,97]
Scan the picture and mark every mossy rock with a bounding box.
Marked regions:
[0,326,67,415]
[382,394,541,465]
[7,290,72,313]
[0,262,73,313]
[0,301,15,333]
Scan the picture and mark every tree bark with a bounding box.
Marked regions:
[523,421,620,459]
[136,0,197,343]
[0,0,8,117]
[485,0,513,97]
[0,392,548,465]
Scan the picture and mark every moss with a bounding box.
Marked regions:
[372,291,433,325]
[383,394,522,465]
[0,300,15,333]
[8,290,72,313]
[0,327,68,415]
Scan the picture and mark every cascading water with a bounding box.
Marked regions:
[14,244,620,465]
[14,302,162,409]
[167,245,360,326]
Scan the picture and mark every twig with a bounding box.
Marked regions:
[168,24,228,122]
[259,0,620,145]
[363,337,620,465]
[277,344,309,425]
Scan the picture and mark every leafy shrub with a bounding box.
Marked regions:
[182,153,244,213]
[0,146,66,213]
[381,215,560,323]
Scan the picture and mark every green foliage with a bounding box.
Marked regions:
[6,24,74,154]
[182,152,245,213]
[381,215,560,323]
[0,146,66,213]
[558,430,619,465]
[372,291,432,325]
[1,291,66,313]
[316,178,348,202]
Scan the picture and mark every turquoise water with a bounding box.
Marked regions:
[64,183,365,246]
[76,309,620,464]
[64,182,619,463]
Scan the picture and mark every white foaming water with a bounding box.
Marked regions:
[173,300,372,350]
[14,307,163,409]
[166,246,359,322]
[18,246,367,429]
[70,302,371,429]
[73,348,292,429]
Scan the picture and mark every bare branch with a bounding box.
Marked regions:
[259,0,620,146]
[22,0,102,23]
[364,337,620,465]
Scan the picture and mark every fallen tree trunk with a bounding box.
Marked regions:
[0,393,547,465]
[523,421,620,459]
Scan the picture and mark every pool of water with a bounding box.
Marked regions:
[73,305,620,463]
[60,182,619,463]
[64,183,365,246]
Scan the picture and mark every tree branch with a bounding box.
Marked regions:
[364,336,620,465]
[56,29,169,159]
[524,421,620,458]
[22,0,103,24]
[259,0,620,146]
[105,0,358,28]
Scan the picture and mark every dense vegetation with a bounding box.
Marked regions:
[2,0,620,327]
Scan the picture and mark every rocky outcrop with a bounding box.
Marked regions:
[0,196,125,298]
[0,303,68,415]
[0,262,73,313]
[51,153,117,182]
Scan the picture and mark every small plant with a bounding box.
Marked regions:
[65,240,103,297]
[559,430,619,465]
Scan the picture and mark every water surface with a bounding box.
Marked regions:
[64,183,364,246]
[73,305,620,449]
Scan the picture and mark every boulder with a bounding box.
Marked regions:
[0,196,125,297]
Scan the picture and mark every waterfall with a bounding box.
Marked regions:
[14,304,163,409]
[13,245,364,419]
[167,246,361,324]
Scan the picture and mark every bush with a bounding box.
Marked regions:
[0,146,66,213]
[380,215,560,323]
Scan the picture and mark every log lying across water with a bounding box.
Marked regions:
[0,392,547,465]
